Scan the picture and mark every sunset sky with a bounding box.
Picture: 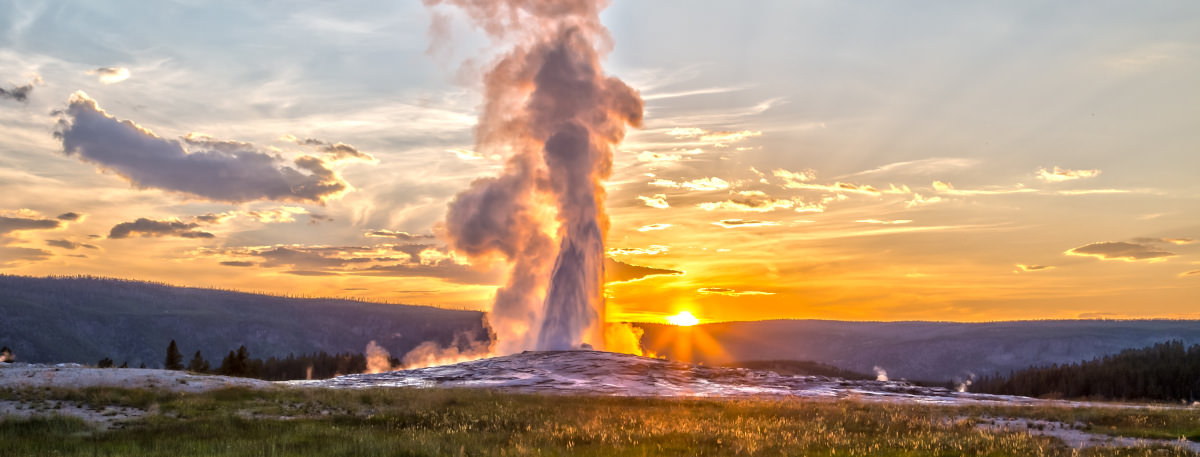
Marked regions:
[2,1,1197,324]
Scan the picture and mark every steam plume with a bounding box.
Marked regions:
[433,0,643,353]
[873,366,888,382]
[364,341,394,374]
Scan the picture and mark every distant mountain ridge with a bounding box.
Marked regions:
[0,275,489,367]
[4,275,1199,382]
[638,319,1200,382]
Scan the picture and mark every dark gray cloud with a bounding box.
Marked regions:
[307,213,334,224]
[0,215,60,235]
[605,259,683,283]
[0,82,33,102]
[1066,241,1175,261]
[366,229,436,241]
[46,239,97,250]
[193,212,232,224]
[109,218,215,239]
[56,212,82,221]
[55,93,347,203]
[219,261,255,267]
[390,243,433,260]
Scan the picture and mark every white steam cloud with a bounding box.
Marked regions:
[433,0,643,354]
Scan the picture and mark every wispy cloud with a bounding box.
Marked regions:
[45,239,98,250]
[0,214,60,235]
[636,151,682,162]
[1037,166,1101,183]
[856,219,912,225]
[697,287,774,296]
[109,218,215,239]
[932,181,1037,196]
[905,193,942,207]
[607,245,669,256]
[712,219,780,228]
[606,259,683,283]
[650,177,730,191]
[1015,264,1055,272]
[201,243,498,284]
[697,191,793,212]
[637,223,672,232]
[365,230,436,241]
[844,157,978,178]
[637,194,670,209]
[87,67,131,84]
[1065,241,1175,262]
[281,134,375,162]
[773,168,815,184]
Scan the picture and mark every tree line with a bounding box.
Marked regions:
[972,340,1200,402]
[93,340,399,381]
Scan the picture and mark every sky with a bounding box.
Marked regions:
[1,1,1197,324]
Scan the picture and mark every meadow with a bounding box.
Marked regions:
[2,386,1198,456]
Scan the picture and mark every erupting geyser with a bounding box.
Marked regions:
[434,0,643,354]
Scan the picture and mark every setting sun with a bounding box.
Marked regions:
[666,311,700,327]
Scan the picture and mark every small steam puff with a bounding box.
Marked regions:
[873,366,888,382]
[434,0,643,354]
[955,372,977,393]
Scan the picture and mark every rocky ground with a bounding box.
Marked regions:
[3,352,1198,453]
[0,363,271,392]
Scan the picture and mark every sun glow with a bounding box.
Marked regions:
[666,311,700,326]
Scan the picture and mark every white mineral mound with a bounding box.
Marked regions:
[290,350,1032,404]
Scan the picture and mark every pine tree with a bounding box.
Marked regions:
[219,350,237,376]
[165,339,184,370]
[187,350,210,373]
[97,357,114,368]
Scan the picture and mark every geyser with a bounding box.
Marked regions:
[434,0,643,354]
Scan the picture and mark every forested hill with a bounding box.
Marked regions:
[0,275,489,367]
[639,319,1200,382]
[973,341,1200,402]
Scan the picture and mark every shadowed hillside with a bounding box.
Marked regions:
[0,275,489,367]
[638,320,1200,382]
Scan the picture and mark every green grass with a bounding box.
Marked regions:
[966,404,1200,443]
[2,387,1198,456]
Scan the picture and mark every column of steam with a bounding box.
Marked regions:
[434,0,642,353]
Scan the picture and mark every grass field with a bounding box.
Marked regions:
[2,386,1198,456]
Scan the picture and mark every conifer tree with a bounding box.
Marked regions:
[187,350,210,373]
[165,339,184,370]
